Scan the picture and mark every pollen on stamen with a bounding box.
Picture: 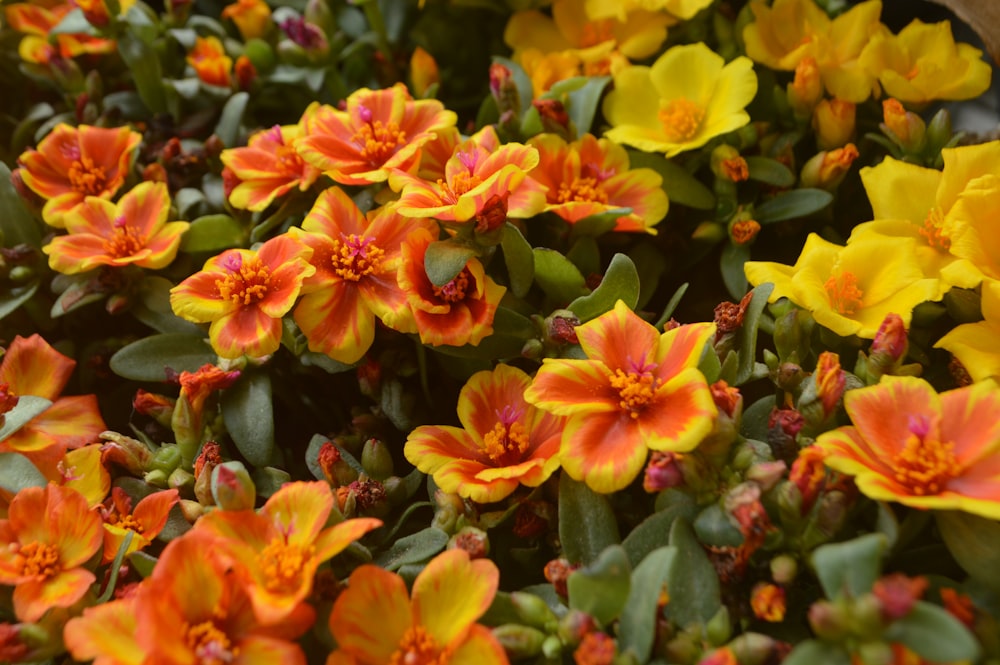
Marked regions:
[658,97,705,143]
[824,272,864,315]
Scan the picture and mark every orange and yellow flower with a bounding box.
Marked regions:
[169,234,316,359]
[64,594,144,665]
[16,123,142,228]
[195,481,382,625]
[221,0,272,40]
[815,375,1000,520]
[935,281,1000,383]
[391,125,546,226]
[289,188,436,364]
[43,181,189,274]
[0,335,106,463]
[405,364,565,503]
[397,228,506,347]
[187,36,233,88]
[220,110,323,212]
[602,42,757,157]
[527,132,668,233]
[4,1,117,64]
[327,549,508,665]
[0,484,103,622]
[296,83,457,186]
[524,300,717,493]
[99,487,179,564]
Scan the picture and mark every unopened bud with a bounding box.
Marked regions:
[750,583,786,622]
[432,489,464,533]
[925,107,953,151]
[99,431,155,475]
[705,605,732,646]
[147,444,183,475]
[800,144,859,191]
[492,624,546,659]
[881,99,926,152]
[807,599,850,640]
[558,609,598,644]
[179,499,205,522]
[711,145,749,182]
[729,633,779,665]
[318,440,357,487]
[168,467,195,494]
[643,451,685,492]
[746,460,787,492]
[361,438,394,480]
[510,591,559,631]
[787,56,822,117]
[812,98,856,150]
[211,461,257,511]
[770,554,798,584]
[448,526,489,558]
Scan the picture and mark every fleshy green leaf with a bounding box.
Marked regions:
[567,545,632,626]
[214,92,250,149]
[567,253,639,322]
[756,188,834,223]
[109,333,215,381]
[559,473,621,565]
[374,527,449,571]
[131,277,209,336]
[221,371,275,467]
[0,396,52,443]
[936,510,1000,593]
[118,33,168,114]
[128,551,158,578]
[781,639,851,665]
[626,150,715,210]
[693,503,745,547]
[180,214,246,253]
[533,248,589,305]
[501,223,534,298]
[666,518,721,627]
[885,601,981,663]
[736,282,775,385]
[0,162,42,246]
[425,239,479,287]
[564,75,611,138]
[745,156,795,187]
[0,452,48,494]
[720,241,750,301]
[0,281,39,324]
[811,533,887,598]
[623,490,698,566]
[629,242,669,310]
[619,547,677,663]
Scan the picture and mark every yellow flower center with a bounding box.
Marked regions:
[104,220,145,258]
[352,120,407,164]
[893,415,960,495]
[389,626,449,665]
[824,271,864,315]
[108,513,145,533]
[185,620,239,665]
[15,541,61,579]
[482,420,530,466]
[557,177,608,204]
[68,156,108,195]
[658,98,705,143]
[609,368,658,419]
[432,269,470,303]
[276,142,305,175]
[256,537,315,592]
[330,234,385,281]
[919,206,950,251]
[579,19,615,48]
[216,256,272,306]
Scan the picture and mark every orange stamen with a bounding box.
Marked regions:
[104,222,145,258]
[556,177,608,204]
[257,537,315,592]
[68,157,108,195]
[185,620,240,665]
[894,415,960,495]
[919,207,950,250]
[15,541,60,579]
[433,270,470,303]
[351,120,407,164]
[658,97,704,143]
[609,368,658,418]
[215,257,272,305]
[389,626,447,665]
[330,234,385,281]
[824,272,864,315]
[482,421,530,466]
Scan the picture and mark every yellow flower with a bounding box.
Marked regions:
[935,281,1000,383]
[946,173,1000,283]
[602,42,757,157]
[221,0,271,41]
[859,19,992,104]
[745,233,939,338]
[586,0,712,21]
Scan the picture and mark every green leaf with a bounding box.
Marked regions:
[374,527,449,571]
[0,396,52,443]
[666,518,721,627]
[564,76,611,138]
[693,503,745,547]
[425,239,479,287]
[128,550,158,578]
[622,491,697,566]
[97,531,135,603]
[48,8,94,36]
[558,473,621,565]
[886,601,980,663]
[567,253,640,322]
[655,282,689,329]
[492,56,534,115]
[214,92,250,149]
[781,639,851,665]
[221,371,275,468]
[533,248,589,305]
[741,396,776,441]
[698,341,722,383]
[619,547,677,663]
[736,283,775,385]
[811,533,887,598]
[567,545,632,626]
[720,241,750,301]
[180,214,246,253]
[0,452,48,494]
[118,33,167,114]
[626,151,715,210]
[109,333,215,382]
[0,162,42,246]
[501,223,535,298]
[745,156,795,187]
[629,242,669,310]
[0,281,39,324]
[935,510,1000,593]
[565,236,601,275]
[756,188,834,224]
[130,277,207,336]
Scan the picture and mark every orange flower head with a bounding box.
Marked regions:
[194,481,381,625]
[328,549,507,665]
[187,36,233,87]
[800,143,859,190]
[750,583,787,622]
[64,595,144,665]
[220,111,323,212]
[789,445,828,514]
[221,0,271,40]
[16,123,142,228]
[812,98,856,150]
[0,335,106,459]
[815,351,846,417]
[527,132,668,234]
[290,188,437,364]
[169,234,315,359]
[574,631,616,665]
[100,487,179,564]
[391,125,547,223]
[43,181,189,274]
[397,227,507,348]
[731,219,761,245]
[788,56,823,115]
[5,2,117,63]
[296,83,457,186]
[0,484,103,622]
[815,375,1000,519]
[405,364,565,503]
[524,300,718,493]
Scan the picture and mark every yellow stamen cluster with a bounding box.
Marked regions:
[16,541,61,579]
[609,369,657,418]
[433,270,470,303]
[389,626,449,665]
[557,177,608,204]
[894,432,959,496]
[482,421,530,465]
[68,156,108,195]
[185,620,240,665]
[352,120,407,164]
[216,258,272,306]
[658,98,705,143]
[257,537,315,592]
[104,224,145,258]
[330,234,385,281]
[107,513,145,533]
[824,271,864,315]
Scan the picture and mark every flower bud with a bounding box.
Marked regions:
[545,310,581,345]
[409,46,440,98]
[132,390,176,428]
[99,431,155,475]
[168,467,195,494]
[770,554,798,585]
[545,558,578,599]
[881,99,926,153]
[510,591,559,631]
[147,443,183,475]
[750,583,786,622]
[573,631,616,664]
[872,573,927,621]
[865,312,908,381]
[644,451,685,492]
[807,599,850,640]
[492,624,546,659]
[787,56,822,117]
[317,440,358,487]
[729,633,779,665]
[360,438,394,481]
[211,461,257,511]
[490,63,520,118]
[745,460,787,492]
[729,219,761,245]
[848,593,888,640]
[705,605,732,646]
[812,99,856,150]
[768,407,804,465]
[448,526,490,559]
[711,145,749,182]
[788,446,827,514]
[143,469,169,489]
[179,498,205,522]
[800,144,859,191]
[925,107,953,151]
[432,489,464,533]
